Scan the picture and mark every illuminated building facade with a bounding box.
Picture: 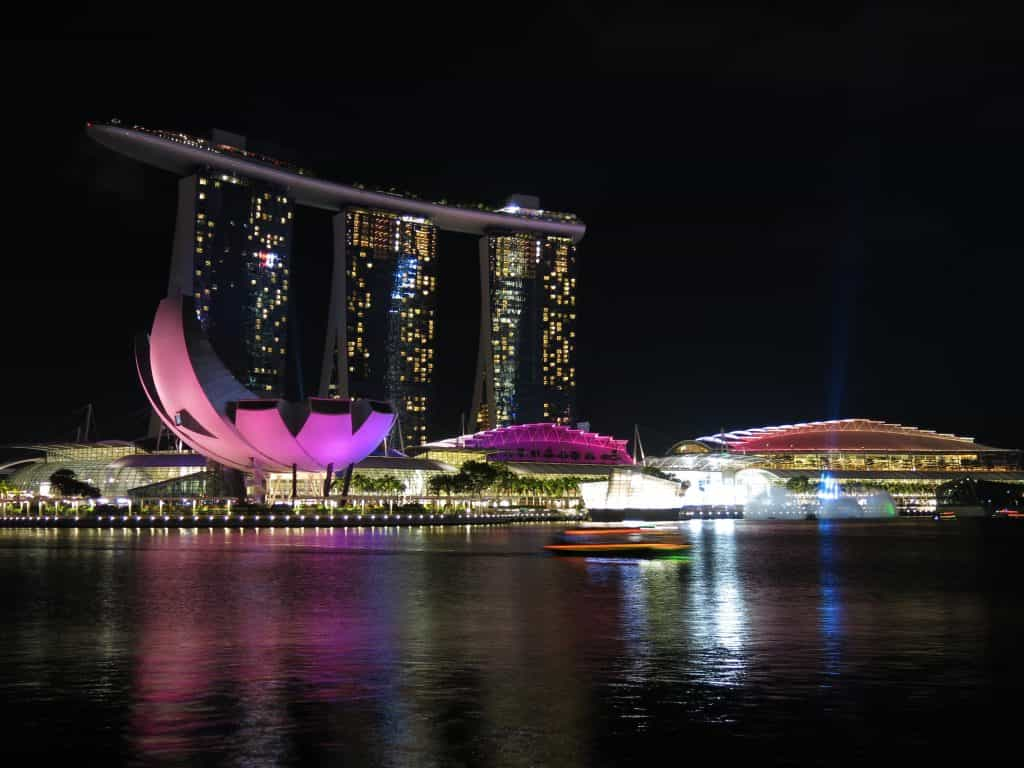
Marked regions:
[2,443,208,498]
[417,423,630,466]
[412,422,630,482]
[192,169,292,395]
[686,419,1022,474]
[473,223,577,429]
[323,208,438,445]
[653,419,1024,514]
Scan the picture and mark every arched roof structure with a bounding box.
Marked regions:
[692,419,1012,454]
[424,424,632,465]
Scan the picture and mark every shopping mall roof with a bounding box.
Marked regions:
[648,453,765,472]
[503,462,615,477]
[689,419,1014,454]
[355,455,455,473]
[420,423,633,465]
[107,453,207,469]
[10,441,138,454]
[769,469,1024,481]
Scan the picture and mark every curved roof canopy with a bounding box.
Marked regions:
[107,453,208,469]
[137,296,395,473]
[424,423,632,465]
[649,453,764,472]
[693,419,1012,454]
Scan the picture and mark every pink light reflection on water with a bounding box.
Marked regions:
[128,528,402,762]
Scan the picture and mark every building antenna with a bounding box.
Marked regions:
[633,424,646,466]
[77,404,94,443]
[384,416,396,455]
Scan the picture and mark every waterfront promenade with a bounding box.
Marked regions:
[0,509,576,529]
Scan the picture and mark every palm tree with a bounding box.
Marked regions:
[349,475,375,494]
[428,474,454,497]
[459,461,500,496]
[493,466,519,497]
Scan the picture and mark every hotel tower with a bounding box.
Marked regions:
[471,196,578,430]
[88,123,584,442]
[321,208,438,446]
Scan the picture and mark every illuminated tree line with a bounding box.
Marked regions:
[426,461,590,499]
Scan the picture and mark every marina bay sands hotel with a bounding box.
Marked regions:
[88,122,585,445]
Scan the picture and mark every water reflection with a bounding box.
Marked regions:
[2,523,1023,765]
[122,526,599,767]
[577,521,749,731]
[687,519,747,688]
[818,520,843,681]
[129,527,415,765]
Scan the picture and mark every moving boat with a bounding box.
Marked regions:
[543,525,690,557]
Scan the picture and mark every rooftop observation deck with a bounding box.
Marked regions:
[86,122,586,242]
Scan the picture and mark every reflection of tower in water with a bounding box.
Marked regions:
[818,520,843,679]
[687,519,748,686]
[129,528,411,765]
[584,553,690,734]
[600,558,688,663]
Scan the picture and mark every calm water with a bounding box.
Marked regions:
[1,520,1022,766]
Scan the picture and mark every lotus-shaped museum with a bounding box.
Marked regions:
[136,296,395,474]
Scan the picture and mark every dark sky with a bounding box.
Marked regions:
[3,13,1024,454]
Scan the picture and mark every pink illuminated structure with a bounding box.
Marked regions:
[424,423,632,465]
[136,296,395,474]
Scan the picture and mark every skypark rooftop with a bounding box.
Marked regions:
[87,122,586,241]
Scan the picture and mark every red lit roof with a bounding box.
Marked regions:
[696,419,1013,454]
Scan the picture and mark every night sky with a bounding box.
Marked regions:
[4,15,1024,454]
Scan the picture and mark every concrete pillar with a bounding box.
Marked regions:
[319,211,349,398]
[168,176,198,299]
[251,465,266,504]
[323,463,334,499]
[470,236,496,431]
